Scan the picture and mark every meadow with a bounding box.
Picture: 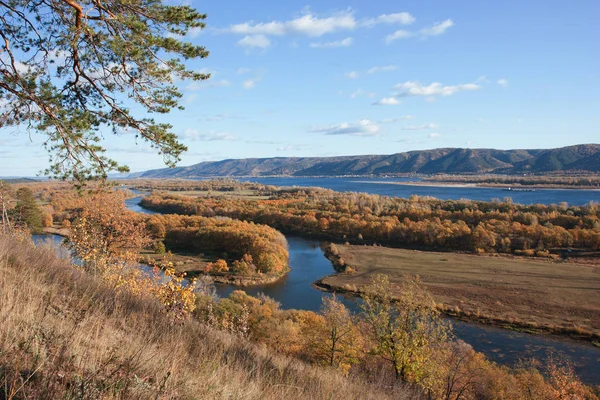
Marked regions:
[320,244,600,339]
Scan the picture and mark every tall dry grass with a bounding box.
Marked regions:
[0,234,418,399]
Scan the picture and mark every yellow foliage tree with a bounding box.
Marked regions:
[303,295,364,374]
[68,191,196,320]
[360,274,450,382]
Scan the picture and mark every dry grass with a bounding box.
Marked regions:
[0,234,418,399]
[320,245,600,339]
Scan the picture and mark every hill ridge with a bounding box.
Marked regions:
[140,144,600,178]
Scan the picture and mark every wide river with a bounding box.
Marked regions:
[35,181,600,384]
[233,176,600,206]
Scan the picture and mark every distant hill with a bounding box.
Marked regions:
[0,177,40,183]
[140,144,600,178]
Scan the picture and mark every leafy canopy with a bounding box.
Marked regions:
[0,0,209,181]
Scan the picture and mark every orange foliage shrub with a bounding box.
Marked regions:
[205,259,229,273]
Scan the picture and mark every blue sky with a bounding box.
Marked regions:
[1,0,599,175]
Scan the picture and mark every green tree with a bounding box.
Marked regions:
[13,187,43,232]
[0,0,209,181]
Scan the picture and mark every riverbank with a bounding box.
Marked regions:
[42,226,69,237]
[317,243,600,343]
[140,249,290,287]
[357,180,600,190]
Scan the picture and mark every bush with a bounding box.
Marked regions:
[154,240,166,254]
[205,259,229,273]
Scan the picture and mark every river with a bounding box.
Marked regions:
[33,187,600,385]
[230,176,600,206]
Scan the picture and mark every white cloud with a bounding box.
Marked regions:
[310,119,380,136]
[363,12,415,27]
[345,71,360,79]
[497,78,509,87]
[182,130,237,141]
[246,139,282,145]
[428,133,442,138]
[402,123,439,130]
[310,37,353,48]
[386,18,454,44]
[394,81,481,97]
[185,79,231,90]
[420,19,454,37]
[187,26,204,38]
[227,11,356,37]
[276,145,295,151]
[373,97,400,106]
[237,67,252,74]
[385,30,414,43]
[380,115,415,123]
[242,77,261,89]
[367,65,398,74]
[238,34,271,49]
[349,89,376,99]
[183,94,197,104]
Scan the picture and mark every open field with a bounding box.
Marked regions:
[319,245,600,339]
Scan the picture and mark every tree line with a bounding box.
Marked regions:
[424,174,600,188]
[37,184,289,276]
[140,189,600,255]
[145,213,289,275]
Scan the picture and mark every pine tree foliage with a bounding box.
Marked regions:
[0,0,209,181]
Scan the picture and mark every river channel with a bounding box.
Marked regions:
[33,189,600,385]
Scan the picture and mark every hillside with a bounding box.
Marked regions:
[0,235,410,399]
[139,144,600,178]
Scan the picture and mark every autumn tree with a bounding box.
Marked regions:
[205,259,229,274]
[0,0,209,181]
[425,340,488,400]
[303,296,363,373]
[545,358,591,400]
[41,212,53,228]
[0,180,15,233]
[360,274,450,383]
[68,190,196,319]
[68,191,148,277]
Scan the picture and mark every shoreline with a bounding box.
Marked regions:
[312,278,600,345]
[317,244,600,345]
[352,180,600,190]
[40,229,290,288]
[125,176,600,191]
[39,226,600,344]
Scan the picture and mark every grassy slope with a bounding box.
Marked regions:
[0,235,415,400]
[320,245,600,338]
